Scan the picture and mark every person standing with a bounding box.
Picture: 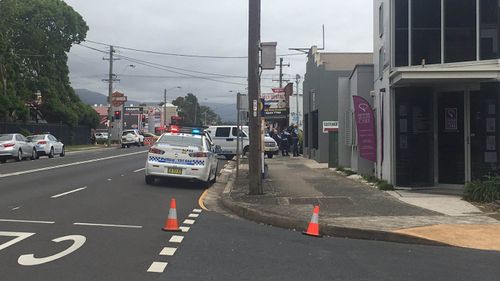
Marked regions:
[280,129,290,156]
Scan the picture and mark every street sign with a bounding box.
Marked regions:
[323,121,339,133]
[111,92,127,107]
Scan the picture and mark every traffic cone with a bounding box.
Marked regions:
[303,205,322,237]
[162,198,181,232]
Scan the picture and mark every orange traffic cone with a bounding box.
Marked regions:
[162,198,181,232]
[303,205,322,237]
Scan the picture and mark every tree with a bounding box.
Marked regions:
[172,93,221,126]
[0,0,98,128]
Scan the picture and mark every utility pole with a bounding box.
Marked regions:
[295,74,301,125]
[248,0,263,195]
[276,58,290,88]
[163,89,167,128]
[106,46,115,147]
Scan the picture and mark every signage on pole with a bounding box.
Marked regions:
[353,95,376,162]
[323,121,339,133]
[261,88,289,119]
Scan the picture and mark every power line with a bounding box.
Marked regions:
[83,39,304,59]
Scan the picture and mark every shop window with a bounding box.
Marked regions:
[445,0,477,63]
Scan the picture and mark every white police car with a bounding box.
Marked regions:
[144,126,219,187]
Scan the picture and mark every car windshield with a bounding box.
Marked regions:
[122,131,135,136]
[27,135,45,141]
[157,135,202,148]
[0,134,13,141]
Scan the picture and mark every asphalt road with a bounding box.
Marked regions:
[0,147,499,281]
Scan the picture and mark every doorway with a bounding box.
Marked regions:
[437,91,465,184]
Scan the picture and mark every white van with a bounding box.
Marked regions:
[206,126,278,160]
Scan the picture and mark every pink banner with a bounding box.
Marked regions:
[353,95,376,162]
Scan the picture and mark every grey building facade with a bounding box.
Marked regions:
[303,47,372,163]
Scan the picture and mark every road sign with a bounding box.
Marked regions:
[323,121,339,133]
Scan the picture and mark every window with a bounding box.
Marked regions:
[379,47,385,78]
[215,127,230,137]
[480,0,500,60]
[157,135,202,147]
[395,0,409,66]
[445,0,476,63]
[379,3,384,37]
[16,135,24,141]
[231,127,246,137]
[412,0,441,65]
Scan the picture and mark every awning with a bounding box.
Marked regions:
[390,60,500,86]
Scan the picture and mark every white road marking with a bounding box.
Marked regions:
[179,226,190,232]
[18,235,86,266]
[73,222,143,229]
[11,206,21,210]
[159,247,177,256]
[183,219,195,225]
[192,209,203,213]
[147,262,168,273]
[0,231,36,251]
[51,186,87,198]
[188,214,199,218]
[169,235,184,243]
[0,151,147,178]
[0,219,54,224]
[107,178,112,181]
[133,168,145,173]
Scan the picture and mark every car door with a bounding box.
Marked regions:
[16,135,29,157]
[50,135,62,153]
[214,127,233,154]
[204,137,216,177]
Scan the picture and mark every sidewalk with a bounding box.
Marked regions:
[220,156,500,251]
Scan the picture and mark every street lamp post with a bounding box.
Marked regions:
[164,86,181,128]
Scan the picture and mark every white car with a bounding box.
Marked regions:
[0,133,36,163]
[206,125,278,159]
[121,129,144,148]
[145,127,219,187]
[27,134,65,158]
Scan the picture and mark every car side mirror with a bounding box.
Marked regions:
[214,145,222,154]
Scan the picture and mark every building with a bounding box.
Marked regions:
[374,0,500,187]
[303,46,372,163]
[338,64,375,175]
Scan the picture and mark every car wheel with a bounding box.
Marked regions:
[48,147,54,158]
[211,164,218,183]
[16,149,22,162]
[60,146,65,157]
[243,146,249,156]
[145,175,155,185]
[31,148,37,160]
[267,153,274,159]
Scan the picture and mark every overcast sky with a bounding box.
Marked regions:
[66,0,373,105]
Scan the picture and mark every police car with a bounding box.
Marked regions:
[144,126,219,187]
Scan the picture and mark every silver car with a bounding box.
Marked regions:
[0,133,36,163]
[27,134,65,158]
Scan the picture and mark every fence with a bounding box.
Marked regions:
[0,122,91,145]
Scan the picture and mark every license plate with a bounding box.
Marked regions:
[167,168,182,175]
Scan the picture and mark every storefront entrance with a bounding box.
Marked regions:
[437,92,465,184]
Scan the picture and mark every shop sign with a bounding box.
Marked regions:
[353,95,376,162]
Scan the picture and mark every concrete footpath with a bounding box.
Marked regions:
[218,156,500,251]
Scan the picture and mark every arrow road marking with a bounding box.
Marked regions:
[18,235,86,266]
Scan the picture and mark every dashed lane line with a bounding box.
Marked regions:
[73,222,143,229]
[188,213,199,218]
[169,235,184,243]
[51,186,87,198]
[0,150,147,178]
[183,219,195,225]
[0,218,55,224]
[147,262,168,273]
[133,168,145,173]
[192,209,203,213]
[179,226,190,232]
[159,247,177,256]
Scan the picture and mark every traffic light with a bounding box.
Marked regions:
[114,111,121,120]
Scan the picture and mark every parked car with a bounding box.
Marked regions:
[27,134,65,158]
[206,125,279,159]
[0,133,36,163]
[121,129,144,148]
[145,127,219,187]
[95,132,109,141]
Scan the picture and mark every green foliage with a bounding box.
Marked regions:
[377,180,395,191]
[0,0,97,127]
[172,93,221,126]
[336,166,356,176]
[464,176,500,203]
[362,174,380,183]
[19,128,32,137]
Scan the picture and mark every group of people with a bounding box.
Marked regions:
[269,124,300,157]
